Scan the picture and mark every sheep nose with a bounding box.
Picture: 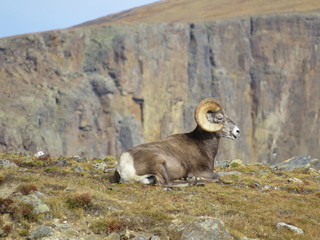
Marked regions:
[233,127,240,137]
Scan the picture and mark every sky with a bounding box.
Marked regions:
[0,0,159,38]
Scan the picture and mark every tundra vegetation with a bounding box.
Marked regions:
[0,151,319,239]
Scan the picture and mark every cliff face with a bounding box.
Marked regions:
[1,13,320,163]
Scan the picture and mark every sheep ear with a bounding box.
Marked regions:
[194,98,225,132]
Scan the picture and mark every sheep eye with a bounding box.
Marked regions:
[213,114,224,124]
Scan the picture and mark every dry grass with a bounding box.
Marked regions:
[0,152,319,239]
[78,0,320,27]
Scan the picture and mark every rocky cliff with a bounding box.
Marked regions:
[1,12,320,163]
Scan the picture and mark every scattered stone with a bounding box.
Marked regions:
[150,235,161,240]
[28,225,55,239]
[51,220,72,230]
[133,233,153,240]
[34,235,63,240]
[73,166,84,172]
[256,170,268,176]
[0,159,18,168]
[104,167,115,173]
[105,232,121,240]
[176,217,234,240]
[216,159,244,168]
[93,162,107,171]
[240,237,260,240]
[58,159,69,166]
[163,181,206,189]
[124,229,135,239]
[215,160,229,168]
[276,222,304,235]
[13,192,50,214]
[273,154,320,171]
[250,182,262,189]
[217,171,242,177]
[261,185,279,191]
[287,178,303,184]
[73,156,87,162]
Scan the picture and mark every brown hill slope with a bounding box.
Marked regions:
[77,0,320,27]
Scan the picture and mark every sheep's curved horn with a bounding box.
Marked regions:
[194,98,224,132]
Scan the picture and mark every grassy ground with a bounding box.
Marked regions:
[0,151,319,239]
[79,0,320,27]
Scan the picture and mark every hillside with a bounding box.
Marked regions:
[0,152,319,239]
[1,1,320,239]
[77,0,320,26]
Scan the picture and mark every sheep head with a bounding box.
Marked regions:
[195,98,240,139]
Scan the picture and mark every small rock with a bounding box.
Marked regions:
[150,236,161,240]
[276,222,304,234]
[215,160,229,168]
[176,217,234,240]
[39,236,62,240]
[58,159,68,166]
[261,185,279,191]
[28,225,55,239]
[73,156,87,162]
[217,171,242,177]
[73,166,84,172]
[124,229,134,239]
[256,170,268,176]
[13,192,50,214]
[171,219,182,225]
[133,233,153,240]
[124,230,153,240]
[93,162,107,171]
[287,178,303,184]
[104,167,115,173]
[105,232,121,240]
[240,237,260,240]
[0,159,18,169]
[52,221,72,230]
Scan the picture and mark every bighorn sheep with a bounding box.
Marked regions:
[114,98,240,185]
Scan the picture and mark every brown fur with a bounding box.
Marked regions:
[122,126,229,185]
[115,108,240,185]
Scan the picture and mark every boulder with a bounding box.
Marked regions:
[177,217,234,240]
[13,192,50,214]
[105,232,121,240]
[276,222,304,235]
[28,225,55,239]
[0,159,18,169]
[272,154,320,171]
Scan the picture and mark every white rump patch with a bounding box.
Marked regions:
[116,152,154,184]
